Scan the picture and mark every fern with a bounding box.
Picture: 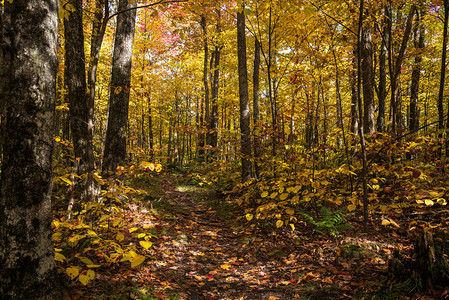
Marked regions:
[300,207,350,238]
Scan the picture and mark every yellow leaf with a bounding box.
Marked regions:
[60,176,72,186]
[285,208,295,215]
[112,218,121,227]
[437,198,447,205]
[116,232,124,242]
[66,267,80,280]
[245,213,253,221]
[276,220,284,228]
[289,224,295,231]
[55,252,66,262]
[279,193,289,201]
[261,191,269,198]
[139,241,153,249]
[130,255,145,268]
[270,192,278,199]
[155,164,162,172]
[236,198,243,206]
[87,230,97,237]
[388,218,400,228]
[291,195,300,204]
[220,264,231,270]
[114,86,122,94]
[381,219,390,226]
[78,274,90,285]
[425,199,434,206]
[129,227,138,233]
[87,269,95,280]
[347,204,356,212]
[140,161,153,169]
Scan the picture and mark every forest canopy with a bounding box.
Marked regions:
[1,0,449,298]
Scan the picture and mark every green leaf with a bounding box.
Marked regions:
[139,241,153,249]
[79,257,94,265]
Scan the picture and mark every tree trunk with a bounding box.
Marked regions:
[102,0,137,173]
[361,24,375,134]
[410,9,425,132]
[208,10,221,160]
[390,4,416,133]
[237,7,252,182]
[351,53,359,139]
[253,38,261,178]
[200,15,209,162]
[0,0,64,297]
[377,7,389,133]
[64,0,89,172]
[357,0,370,232]
[439,0,449,136]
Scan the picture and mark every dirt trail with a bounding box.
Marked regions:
[131,176,350,300]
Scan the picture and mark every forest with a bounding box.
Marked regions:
[1,0,449,299]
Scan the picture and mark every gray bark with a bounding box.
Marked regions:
[64,0,89,172]
[253,38,261,178]
[377,7,389,133]
[0,0,64,297]
[410,9,425,132]
[237,7,252,182]
[102,0,137,173]
[361,24,375,134]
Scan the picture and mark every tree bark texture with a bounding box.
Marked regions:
[253,38,261,178]
[361,25,375,134]
[377,7,389,133]
[0,0,64,298]
[237,8,252,182]
[102,0,137,173]
[410,9,425,132]
[440,0,449,133]
[64,0,89,172]
[208,10,221,159]
[390,5,416,133]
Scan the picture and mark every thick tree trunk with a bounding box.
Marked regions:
[64,0,89,172]
[102,0,137,173]
[0,0,64,298]
[237,7,252,182]
[361,25,375,134]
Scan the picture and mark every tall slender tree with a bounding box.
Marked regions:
[237,4,252,182]
[0,0,64,297]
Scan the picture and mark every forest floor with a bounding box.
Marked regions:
[68,171,440,299]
